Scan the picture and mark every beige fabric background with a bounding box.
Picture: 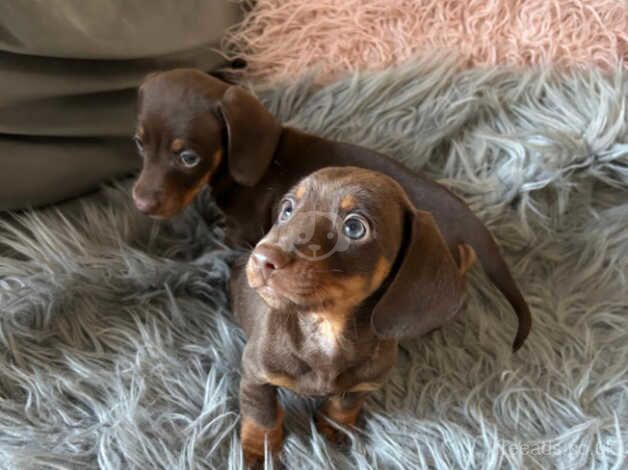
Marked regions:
[0,1,241,210]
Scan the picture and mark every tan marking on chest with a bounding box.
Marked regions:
[300,276,368,356]
[308,309,351,356]
[314,311,348,340]
[136,126,145,138]
[170,138,184,153]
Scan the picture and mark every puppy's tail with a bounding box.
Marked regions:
[470,230,532,352]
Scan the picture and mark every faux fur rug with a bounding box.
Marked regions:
[1,58,627,469]
[224,0,628,84]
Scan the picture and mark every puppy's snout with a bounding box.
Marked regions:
[134,197,159,214]
[132,185,163,215]
[251,244,292,281]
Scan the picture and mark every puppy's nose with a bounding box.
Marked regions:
[133,187,161,214]
[252,244,292,280]
[134,197,159,214]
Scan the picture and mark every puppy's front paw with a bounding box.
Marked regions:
[316,413,348,446]
[243,451,283,470]
[242,450,264,470]
[316,394,365,447]
[241,415,283,468]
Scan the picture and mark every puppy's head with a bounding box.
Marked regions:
[246,167,466,339]
[132,68,281,218]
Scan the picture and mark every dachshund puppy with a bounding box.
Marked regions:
[133,68,531,351]
[231,167,477,466]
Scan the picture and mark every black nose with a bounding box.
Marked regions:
[252,244,292,280]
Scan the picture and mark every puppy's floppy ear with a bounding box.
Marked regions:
[218,86,282,187]
[371,210,466,339]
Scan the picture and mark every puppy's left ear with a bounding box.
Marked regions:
[371,210,466,339]
[218,86,282,187]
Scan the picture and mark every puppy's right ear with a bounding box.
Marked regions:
[218,86,282,187]
[371,210,466,339]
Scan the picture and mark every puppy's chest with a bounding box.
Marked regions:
[262,313,377,395]
[299,313,352,361]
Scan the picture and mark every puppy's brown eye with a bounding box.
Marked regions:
[343,215,368,240]
[278,199,294,223]
[179,150,200,168]
[133,136,144,155]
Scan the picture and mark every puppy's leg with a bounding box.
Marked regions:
[240,376,284,468]
[316,392,367,445]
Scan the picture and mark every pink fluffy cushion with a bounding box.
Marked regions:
[224,0,628,83]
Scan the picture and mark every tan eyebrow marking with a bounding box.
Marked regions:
[170,138,184,152]
[340,195,356,210]
[295,185,306,199]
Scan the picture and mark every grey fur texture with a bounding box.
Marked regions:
[1,56,627,469]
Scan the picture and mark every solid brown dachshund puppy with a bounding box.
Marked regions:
[231,166,478,465]
[132,68,531,351]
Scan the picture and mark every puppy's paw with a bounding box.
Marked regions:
[316,413,350,447]
[243,450,264,470]
[243,452,283,470]
[241,414,283,468]
[316,394,365,447]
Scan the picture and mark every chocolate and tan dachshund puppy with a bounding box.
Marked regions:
[231,167,477,465]
[132,68,530,351]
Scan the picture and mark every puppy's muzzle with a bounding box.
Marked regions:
[248,244,293,288]
[132,184,165,216]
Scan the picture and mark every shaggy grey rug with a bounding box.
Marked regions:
[1,57,627,469]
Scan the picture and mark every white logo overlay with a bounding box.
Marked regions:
[276,211,351,261]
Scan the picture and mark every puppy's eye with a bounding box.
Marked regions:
[178,150,200,168]
[133,136,144,155]
[343,215,369,240]
[278,199,294,223]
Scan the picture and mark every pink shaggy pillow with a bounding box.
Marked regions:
[224,0,628,83]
